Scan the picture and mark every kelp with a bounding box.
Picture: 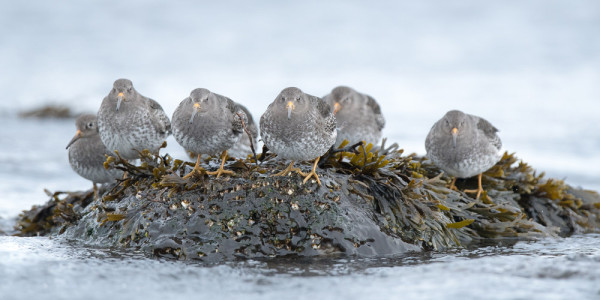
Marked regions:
[15,140,600,261]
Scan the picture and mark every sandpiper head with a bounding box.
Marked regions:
[442,110,468,148]
[66,114,98,149]
[110,78,135,112]
[275,87,309,119]
[327,86,355,115]
[189,88,212,123]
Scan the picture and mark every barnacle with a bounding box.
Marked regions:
[14,137,600,260]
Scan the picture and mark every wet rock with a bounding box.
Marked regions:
[0,217,6,236]
[19,104,75,119]
[15,143,600,262]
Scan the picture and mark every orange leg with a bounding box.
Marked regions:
[206,150,235,178]
[183,154,205,179]
[464,173,484,200]
[272,161,308,177]
[448,177,458,191]
[302,157,322,186]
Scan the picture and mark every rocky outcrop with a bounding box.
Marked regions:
[16,142,600,262]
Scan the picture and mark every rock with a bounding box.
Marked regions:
[19,104,75,119]
[0,217,6,236]
[15,142,600,262]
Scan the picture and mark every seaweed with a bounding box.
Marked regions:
[14,140,600,261]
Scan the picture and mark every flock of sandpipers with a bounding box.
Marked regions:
[66,78,501,199]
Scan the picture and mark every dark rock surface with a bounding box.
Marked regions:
[16,142,600,262]
[19,104,75,119]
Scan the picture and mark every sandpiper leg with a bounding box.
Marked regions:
[272,161,308,177]
[183,154,205,179]
[302,157,322,186]
[448,177,458,191]
[206,150,235,178]
[464,173,484,200]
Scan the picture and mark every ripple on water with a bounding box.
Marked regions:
[0,235,599,300]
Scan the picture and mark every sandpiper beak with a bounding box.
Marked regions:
[333,102,341,114]
[116,92,124,111]
[189,102,201,123]
[66,130,82,149]
[286,101,295,119]
[451,127,458,148]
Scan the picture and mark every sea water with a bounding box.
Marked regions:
[0,235,599,300]
[1,1,599,299]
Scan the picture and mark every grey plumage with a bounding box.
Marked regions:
[425,110,502,179]
[172,88,247,156]
[66,114,123,184]
[323,86,385,147]
[227,103,258,158]
[97,78,171,160]
[260,87,337,161]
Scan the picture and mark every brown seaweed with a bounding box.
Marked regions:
[15,140,600,261]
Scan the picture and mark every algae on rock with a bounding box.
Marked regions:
[16,142,600,261]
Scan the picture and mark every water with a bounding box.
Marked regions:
[1,1,600,299]
[1,235,599,300]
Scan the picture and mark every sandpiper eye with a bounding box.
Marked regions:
[127,88,133,93]
[445,120,450,126]
[88,122,94,128]
[112,88,116,93]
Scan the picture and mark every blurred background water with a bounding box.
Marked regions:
[0,0,599,299]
